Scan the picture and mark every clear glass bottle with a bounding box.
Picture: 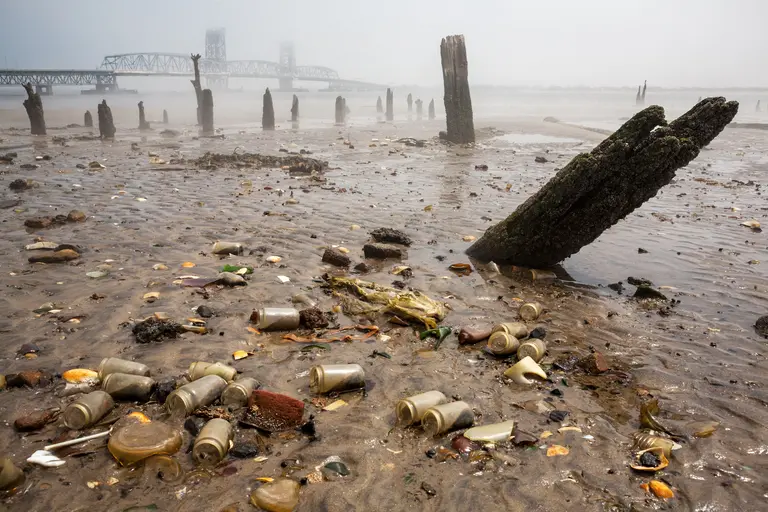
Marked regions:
[98,358,150,379]
[187,361,237,382]
[519,302,543,321]
[463,420,516,442]
[309,364,365,394]
[517,339,547,362]
[63,390,115,430]
[101,373,155,402]
[486,332,520,356]
[491,322,528,339]
[220,377,260,406]
[251,308,300,331]
[396,390,447,426]
[165,374,227,416]
[422,401,474,436]
[192,418,233,465]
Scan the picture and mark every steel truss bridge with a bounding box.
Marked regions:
[0,30,383,94]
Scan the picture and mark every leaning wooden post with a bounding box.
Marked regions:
[201,89,214,135]
[376,96,383,113]
[440,34,474,143]
[162,109,169,124]
[385,88,393,121]
[138,101,150,130]
[190,53,203,126]
[466,98,739,267]
[428,99,435,120]
[635,86,642,105]
[22,83,46,135]
[641,80,647,103]
[84,110,93,128]
[97,100,116,139]
[262,87,275,131]
[415,99,423,120]
[291,94,299,122]
[407,93,413,112]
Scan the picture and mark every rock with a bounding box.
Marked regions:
[67,210,86,222]
[633,285,667,301]
[549,410,569,422]
[299,308,329,329]
[577,352,610,375]
[6,370,52,388]
[249,478,300,512]
[9,179,34,191]
[24,217,53,229]
[353,262,370,273]
[370,228,413,246]
[28,249,80,263]
[196,305,214,318]
[14,409,58,432]
[607,282,624,293]
[0,199,21,209]
[132,317,181,344]
[18,343,41,356]
[322,248,351,267]
[755,315,768,339]
[25,241,58,251]
[529,327,546,339]
[535,156,548,163]
[552,354,580,372]
[76,163,86,169]
[20,163,39,170]
[363,243,403,259]
[638,247,649,254]
[244,390,305,432]
[230,442,261,459]
[217,272,246,286]
[183,416,206,437]
[155,378,177,404]
[627,276,653,287]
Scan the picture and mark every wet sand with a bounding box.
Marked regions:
[1,92,767,511]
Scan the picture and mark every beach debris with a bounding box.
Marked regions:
[28,249,80,264]
[27,450,65,468]
[249,478,300,512]
[322,248,351,267]
[243,390,305,432]
[370,228,412,246]
[630,447,669,472]
[503,356,547,385]
[133,317,181,344]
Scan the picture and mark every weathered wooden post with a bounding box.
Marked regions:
[162,109,169,124]
[428,99,435,120]
[641,80,647,103]
[201,89,214,135]
[756,100,761,112]
[84,110,93,128]
[466,98,739,267]
[344,98,350,120]
[440,34,474,143]
[385,88,393,121]
[138,101,151,130]
[376,96,383,114]
[190,54,203,125]
[291,94,299,122]
[22,83,46,135]
[97,100,116,139]
[262,88,275,130]
[415,99,423,120]
[335,96,344,124]
[635,86,642,105]
[407,93,413,112]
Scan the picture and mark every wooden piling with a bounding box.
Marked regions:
[756,100,761,112]
[641,80,647,103]
[84,110,93,128]
[138,101,150,130]
[162,109,169,124]
[385,88,393,121]
[262,88,275,131]
[335,96,345,124]
[97,100,115,139]
[291,94,299,122]
[22,83,46,135]
[440,34,474,143]
[201,89,214,135]
[635,86,642,105]
[376,96,383,114]
[190,54,203,125]
[428,99,435,120]
[415,99,423,120]
[407,93,413,112]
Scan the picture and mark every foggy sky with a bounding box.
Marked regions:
[0,0,766,88]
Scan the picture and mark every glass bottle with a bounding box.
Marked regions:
[165,375,227,416]
[396,390,447,426]
[63,391,114,430]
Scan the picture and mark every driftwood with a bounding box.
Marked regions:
[407,93,413,112]
[163,109,169,124]
[97,100,115,139]
[376,96,383,114]
[440,35,474,143]
[466,97,739,267]
[84,111,93,128]
[191,54,203,125]
[415,99,423,120]
[22,83,46,135]
[386,88,393,121]
[291,95,299,122]
[428,99,435,120]
[201,89,214,135]
[138,101,150,130]
[262,88,275,130]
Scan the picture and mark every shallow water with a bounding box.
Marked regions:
[0,89,767,511]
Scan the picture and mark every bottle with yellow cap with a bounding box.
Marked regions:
[396,390,447,426]
[486,332,520,356]
[422,401,474,436]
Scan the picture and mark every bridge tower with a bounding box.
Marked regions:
[205,28,228,89]
[279,42,296,91]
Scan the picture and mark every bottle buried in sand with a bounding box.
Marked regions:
[250,308,300,331]
[310,364,365,394]
[517,339,547,363]
[220,377,260,407]
[529,269,557,281]
[98,357,151,379]
[422,401,474,436]
[166,374,228,416]
[192,418,234,466]
[491,322,529,339]
[503,356,547,385]
[396,390,448,426]
[486,332,520,356]
[101,373,156,402]
[463,420,516,442]
[212,241,243,255]
[0,457,25,491]
[519,302,542,322]
[188,361,237,382]
[63,391,115,430]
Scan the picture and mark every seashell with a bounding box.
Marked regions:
[741,219,760,229]
[62,369,99,384]
[152,264,168,270]
[630,446,669,472]
[546,445,569,457]
[143,292,160,303]
[186,318,206,326]
[266,256,282,263]
[462,235,475,242]
[232,350,249,361]
[632,432,680,457]
[503,356,547,384]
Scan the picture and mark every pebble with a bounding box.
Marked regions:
[322,248,351,267]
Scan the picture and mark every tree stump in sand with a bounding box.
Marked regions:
[84,110,93,128]
[428,99,435,120]
[201,89,214,135]
[162,109,169,124]
[262,88,275,131]
[376,96,383,114]
[138,101,150,130]
[291,95,299,122]
[335,96,345,124]
[466,97,739,267]
[440,35,474,143]
[190,54,203,125]
[385,88,394,121]
[97,100,116,139]
[22,83,46,135]
[415,99,423,120]
[407,93,413,112]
